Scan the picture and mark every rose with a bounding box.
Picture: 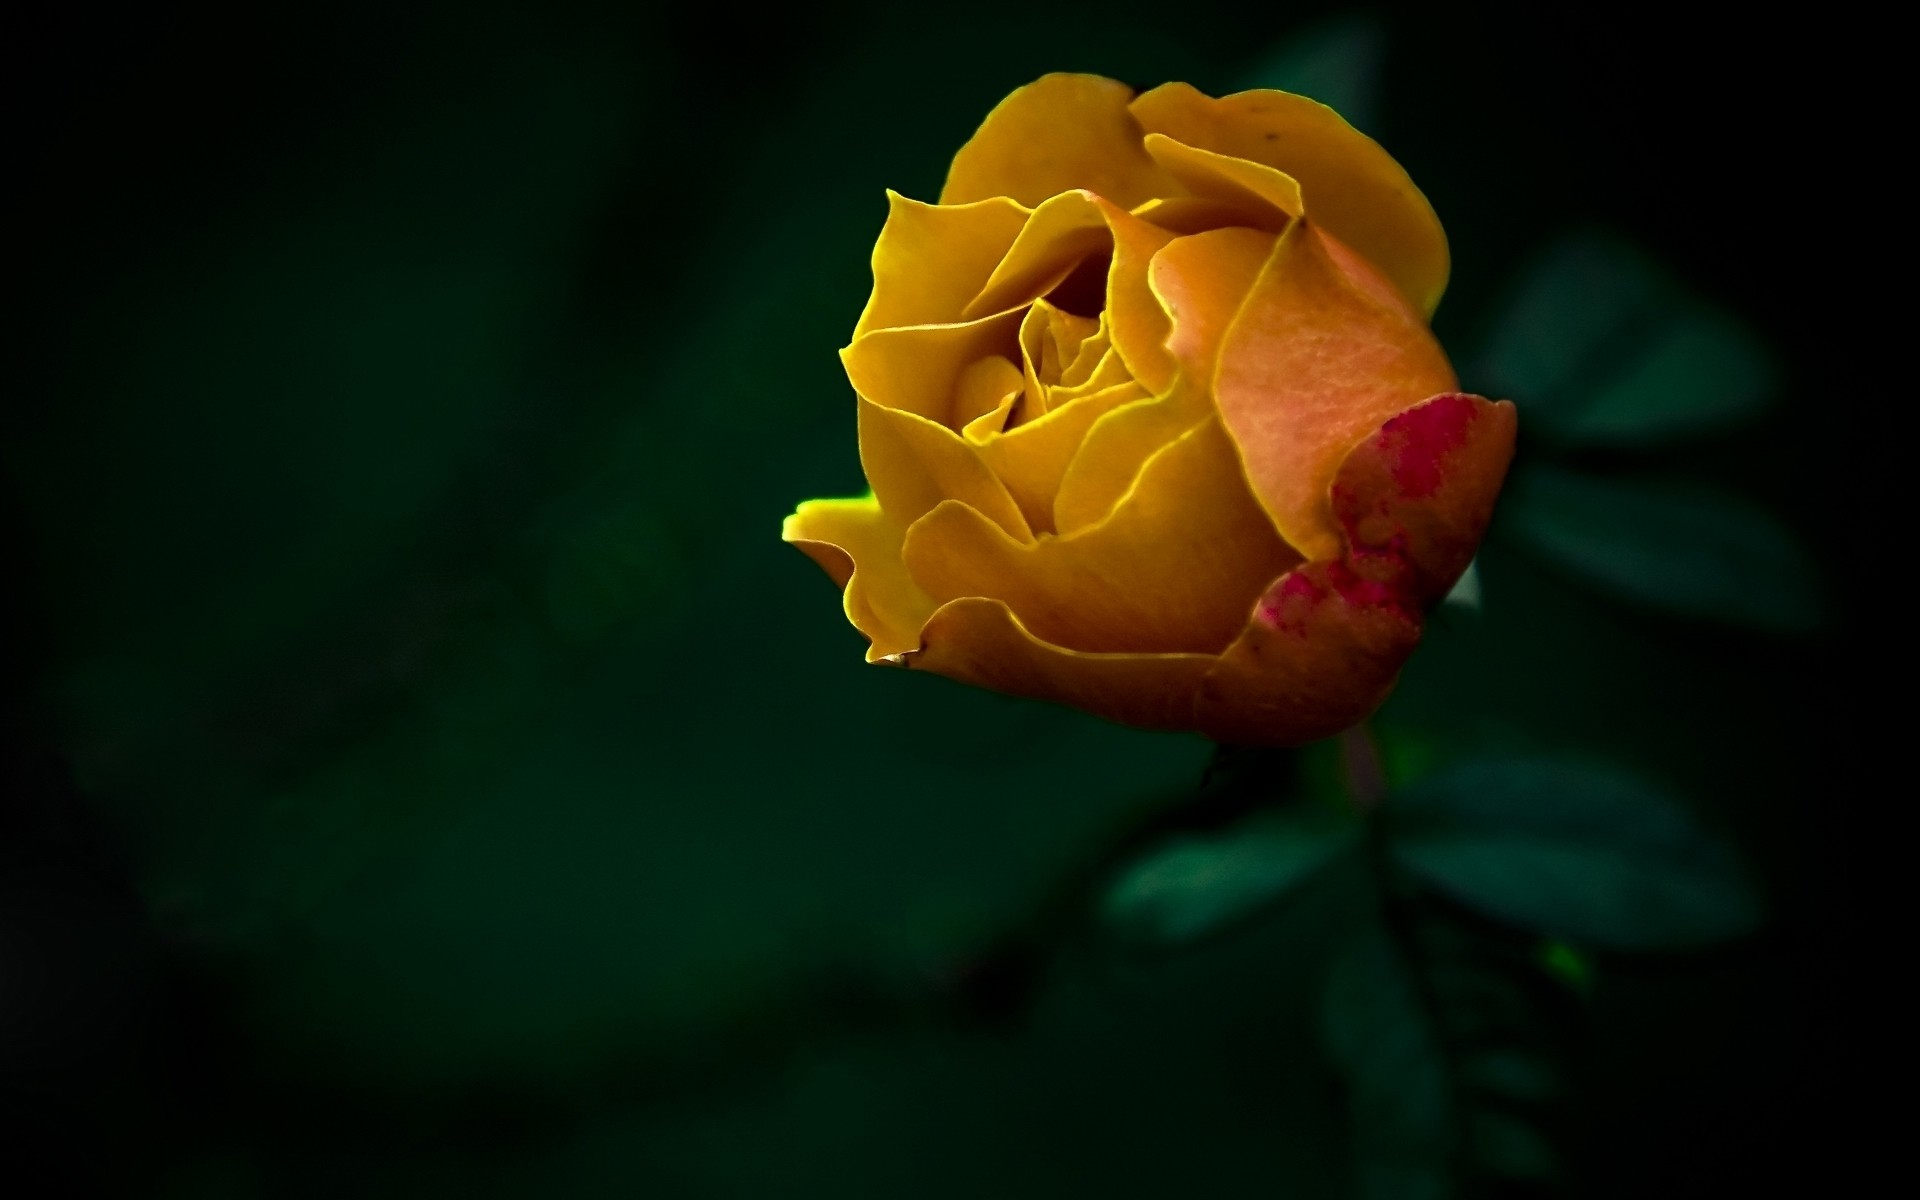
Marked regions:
[783,73,1516,746]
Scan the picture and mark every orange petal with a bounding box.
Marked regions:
[854,192,1033,339]
[1330,392,1518,607]
[901,596,1216,731]
[1052,382,1211,535]
[783,495,937,661]
[1130,83,1449,315]
[1149,226,1277,381]
[1213,219,1457,562]
[1141,134,1301,228]
[842,309,1023,425]
[902,417,1299,654]
[942,73,1178,209]
[1194,560,1422,746]
[1194,392,1517,746]
[857,396,1032,541]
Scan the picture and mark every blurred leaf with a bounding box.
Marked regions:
[1475,230,1777,444]
[1386,757,1762,950]
[1237,13,1386,133]
[1502,464,1822,632]
[1323,924,1452,1199]
[1105,802,1357,946]
[1470,1110,1557,1181]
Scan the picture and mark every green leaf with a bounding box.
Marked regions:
[1386,757,1762,950]
[1502,464,1823,632]
[1475,230,1777,445]
[1105,803,1357,945]
[1237,13,1386,133]
[1323,925,1453,1199]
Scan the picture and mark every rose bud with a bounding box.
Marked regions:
[784,73,1516,746]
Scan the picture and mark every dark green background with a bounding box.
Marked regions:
[7,2,1867,1195]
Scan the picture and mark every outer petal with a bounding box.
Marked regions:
[1195,392,1518,746]
[783,496,937,661]
[900,597,1216,731]
[942,73,1178,209]
[1194,561,1422,747]
[901,418,1300,654]
[1213,219,1457,563]
[1130,83,1450,315]
[854,192,1033,339]
[1331,392,1518,607]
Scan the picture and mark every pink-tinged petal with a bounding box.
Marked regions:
[1194,560,1423,746]
[854,191,1033,339]
[942,73,1178,209]
[1130,82,1450,315]
[1331,393,1518,607]
[900,596,1217,731]
[1213,219,1457,562]
[1194,392,1517,745]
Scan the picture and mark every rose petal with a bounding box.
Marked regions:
[966,192,1115,320]
[1214,219,1457,562]
[857,396,1032,541]
[1051,227,1275,534]
[942,73,1178,209]
[783,495,936,661]
[902,417,1299,654]
[902,596,1216,731]
[1130,83,1450,316]
[1141,134,1302,228]
[974,378,1149,534]
[1193,391,1518,745]
[854,191,1033,339]
[1193,561,1422,746]
[842,309,1023,425]
[1331,392,1518,607]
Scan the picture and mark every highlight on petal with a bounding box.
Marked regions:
[1213,219,1457,562]
[902,418,1300,654]
[854,192,1033,339]
[1130,82,1450,315]
[942,73,1178,209]
[901,596,1216,731]
[783,495,937,662]
[857,396,1032,542]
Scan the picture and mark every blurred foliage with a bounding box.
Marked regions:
[4,2,1859,1198]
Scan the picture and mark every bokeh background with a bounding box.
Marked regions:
[7,2,1868,1196]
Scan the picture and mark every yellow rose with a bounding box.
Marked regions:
[784,73,1516,746]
